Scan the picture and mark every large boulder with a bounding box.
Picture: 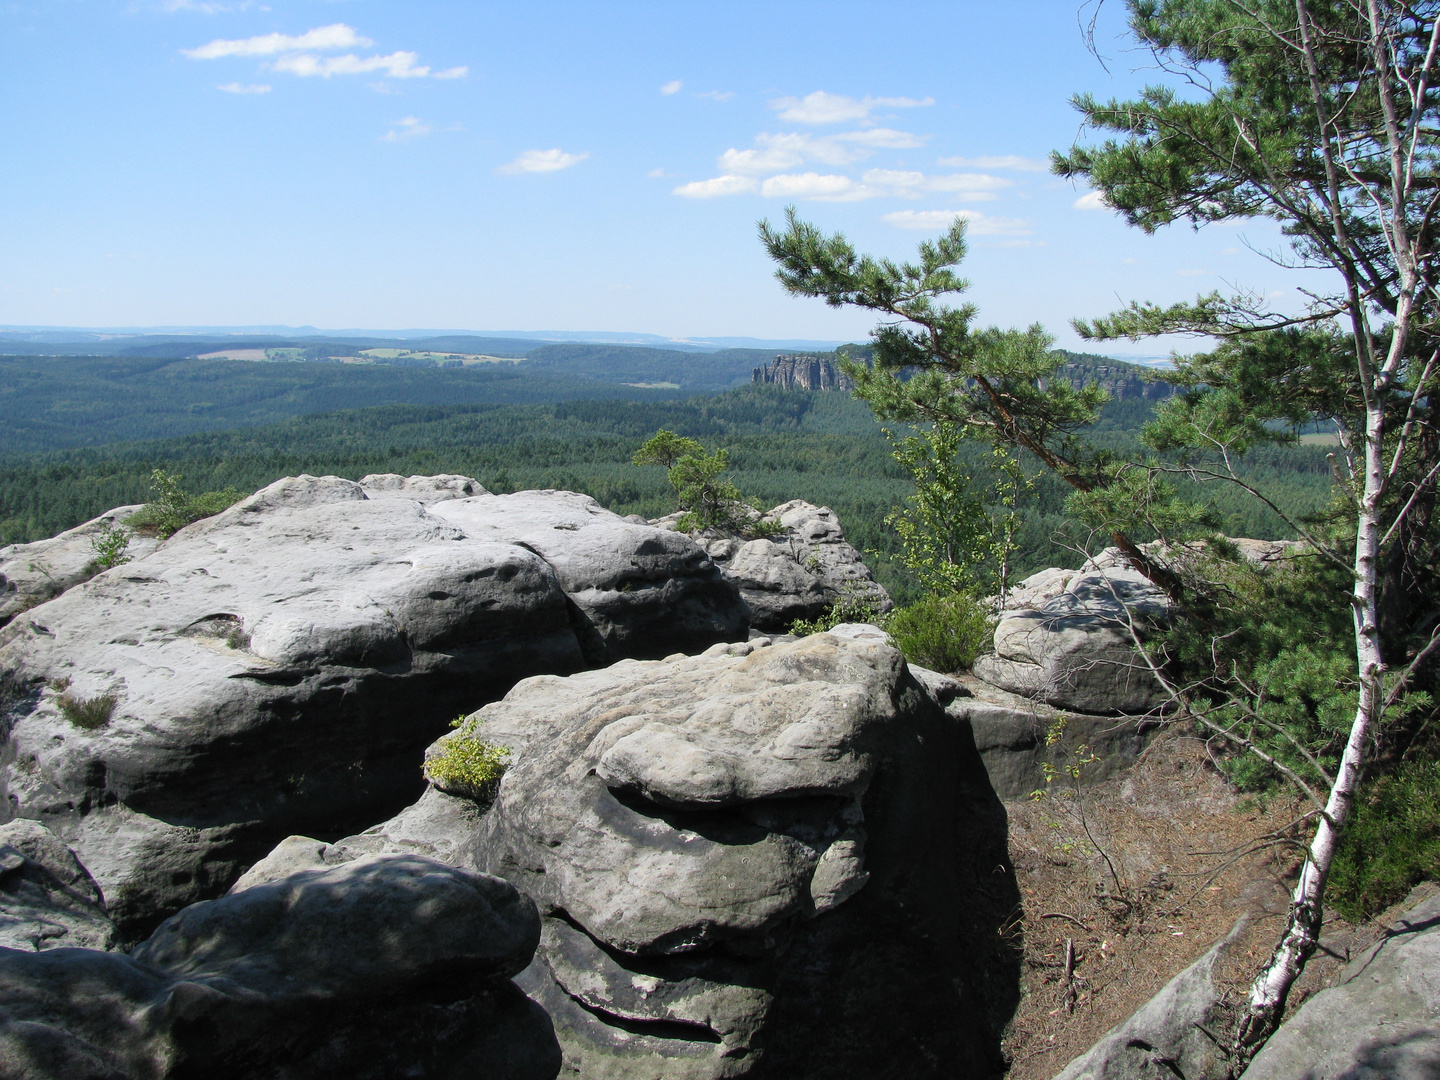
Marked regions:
[973,565,1172,715]
[0,475,746,932]
[0,853,559,1080]
[337,632,1016,1079]
[1241,890,1440,1080]
[0,506,159,629]
[672,500,892,631]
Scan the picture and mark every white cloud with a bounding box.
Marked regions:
[661,80,683,95]
[834,127,926,149]
[647,168,668,178]
[497,148,589,174]
[382,116,432,142]
[720,146,806,175]
[217,81,271,94]
[1073,190,1111,210]
[673,175,759,198]
[882,209,1033,235]
[696,90,735,102]
[184,23,368,59]
[162,0,259,13]
[770,90,934,125]
[184,23,465,80]
[760,173,869,200]
[938,154,1049,172]
[272,52,465,79]
[862,169,1010,199]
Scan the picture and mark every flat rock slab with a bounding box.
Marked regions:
[353,632,1019,1079]
[0,474,745,932]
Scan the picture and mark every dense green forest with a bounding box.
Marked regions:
[0,382,1335,603]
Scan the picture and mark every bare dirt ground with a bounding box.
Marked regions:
[1000,731,1421,1080]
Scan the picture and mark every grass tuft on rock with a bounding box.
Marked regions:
[57,692,117,730]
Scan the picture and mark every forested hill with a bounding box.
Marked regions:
[0,385,1335,600]
[0,355,689,455]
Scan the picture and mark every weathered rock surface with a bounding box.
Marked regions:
[906,670,1154,800]
[0,506,159,629]
[974,564,1171,715]
[684,501,892,631]
[751,355,854,392]
[0,475,746,931]
[0,818,116,953]
[0,853,558,1080]
[1051,921,1245,1080]
[345,632,1019,1079]
[1241,891,1440,1080]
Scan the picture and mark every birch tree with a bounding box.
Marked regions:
[1054,0,1440,1058]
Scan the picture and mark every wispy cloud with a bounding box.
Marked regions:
[761,173,864,200]
[497,148,589,174]
[660,80,683,95]
[883,208,1032,235]
[695,90,735,102]
[1073,190,1111,210]
[717,128,928,174]
[673,175,759,198]
[770,90,934,125]
[382,116,432,142]
[273,52,464,79]
[217,81,271,94]
[938,154,1049,172]
[162,0,258,12]
[673,166,1007,203]
[862,169,1010,199]
[184,23,466,81]
[184,23,367,59]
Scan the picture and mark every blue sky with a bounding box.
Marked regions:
[1,1,1334,356]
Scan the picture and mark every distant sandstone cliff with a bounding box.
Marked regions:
[752,350,1173,401]
[752,354,855,391]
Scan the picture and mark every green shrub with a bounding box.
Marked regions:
[886,591,994,673]
[84,520,133,576]
[56,692,117,730]
[788,590,888,636]
[1327,757,1440,921]
[129,469,244,539]
[424,716,511,801]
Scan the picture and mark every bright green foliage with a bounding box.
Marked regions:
[86,520,132,571]
[1328,758,1440,921]
[788,589,889,636]
[424,716,511,801]
[885,592,994,674]
[129,469,243,538]
[632,429,774,535]
[885,421,1034,597]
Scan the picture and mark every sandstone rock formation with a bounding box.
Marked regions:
[0,474,746,931]
[0,818,116,953]
[751,354,854,392]
[914,670,1157,800]
[327,632,1017,1079]
[668,500,892,631]
[0,853,558,1080]
[0,506,160,629]
[974,559,1173,716]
